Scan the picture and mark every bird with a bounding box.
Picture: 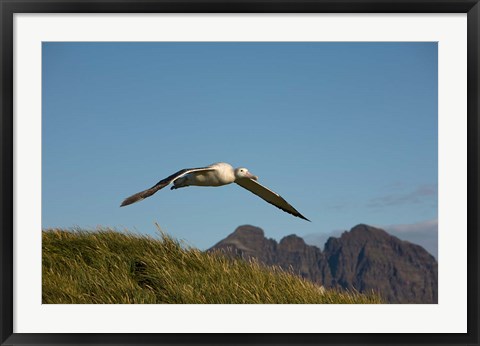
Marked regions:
[120,162,310,221]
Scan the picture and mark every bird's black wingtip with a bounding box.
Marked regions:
[120,195,143,207]
[297,213,311,222]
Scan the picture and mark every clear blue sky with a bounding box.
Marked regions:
[42,42,437,250]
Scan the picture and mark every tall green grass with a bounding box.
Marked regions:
[42,227,382,304]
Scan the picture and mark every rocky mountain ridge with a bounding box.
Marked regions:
[209,224,438,303]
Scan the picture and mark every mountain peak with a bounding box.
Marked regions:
[279,234,308,248]
[350,223,390,236]
[231,225,264,238]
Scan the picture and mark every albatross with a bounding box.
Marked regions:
[120,162,310,221]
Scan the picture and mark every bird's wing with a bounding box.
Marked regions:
[235,178,310,221]
[120,167,215,207]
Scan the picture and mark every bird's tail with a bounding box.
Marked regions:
[120,182,169,207]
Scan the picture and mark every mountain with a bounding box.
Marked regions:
[209,224,438,303]
[210,225,330,284]
[303,219,438,259]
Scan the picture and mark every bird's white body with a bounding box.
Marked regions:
[173,162,236,188]
[121,161,309,221]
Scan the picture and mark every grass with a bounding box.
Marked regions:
[42,227,382,304]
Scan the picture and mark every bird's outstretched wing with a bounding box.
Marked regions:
[235,178,310,221]
[120,167,214,207]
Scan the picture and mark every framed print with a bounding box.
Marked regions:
[1,0,479,345]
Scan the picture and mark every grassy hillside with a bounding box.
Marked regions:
[42,227,382,304]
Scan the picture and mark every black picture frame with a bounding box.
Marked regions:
[1,1,479,345]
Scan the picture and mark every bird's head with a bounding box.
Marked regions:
[234,167,258,181]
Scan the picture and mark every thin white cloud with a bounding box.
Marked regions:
[383,219,438,233]
[367,184,437,208]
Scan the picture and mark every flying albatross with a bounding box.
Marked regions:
[120,162,310,221]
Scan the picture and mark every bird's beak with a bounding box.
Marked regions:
[247,172,258,180]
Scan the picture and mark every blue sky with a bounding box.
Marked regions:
[42,42,437,250]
